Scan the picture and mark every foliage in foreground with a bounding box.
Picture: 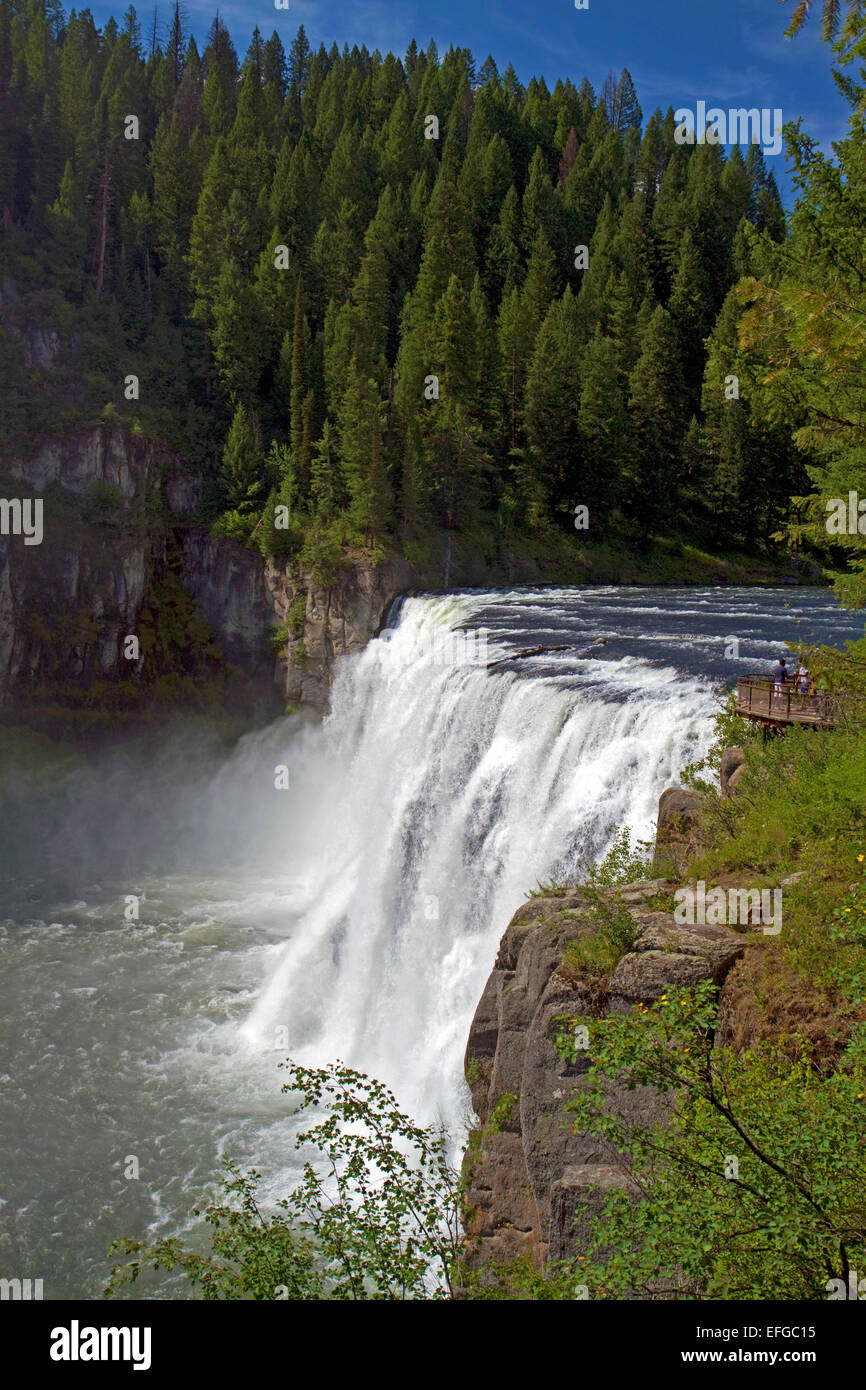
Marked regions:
[553,980,866,1300]
[105,1061,461,1300]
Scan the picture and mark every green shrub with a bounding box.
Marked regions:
[486,1092,518,1135]
[465,1057,483,1087]
[288,592,307,638]
[299,521,345,588]
[106,1062,462,1301]
[81,479,124,526]
[553,982,866,1300]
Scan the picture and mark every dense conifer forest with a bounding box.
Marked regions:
[0,0,863,592]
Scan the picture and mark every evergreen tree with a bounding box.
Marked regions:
[669,227,715,401]
[263,31,288,99]
[521,230,560,342]
[290,278,312,485]
[339,357,390,540]
[288,24,312,99]
[524,287,581,507]
[310,418,344,518]
[627,305,687,538]
[578,332,629,513]
[497,284,531,453]
[221,402,265,508]
[202,15,238,135]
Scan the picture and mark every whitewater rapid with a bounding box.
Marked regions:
[233,592,719,1130]
[10,583,856,1293]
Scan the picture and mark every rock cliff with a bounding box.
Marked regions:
[462,875,745,1273]
[265,550,413,711]
[0,426,412,721]
[0,426,193,704]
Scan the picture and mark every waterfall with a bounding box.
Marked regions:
[8,584,857,1294]
[237,592,720,1134]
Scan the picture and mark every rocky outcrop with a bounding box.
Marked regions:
[0,427,178,699]
[720,745,747,798]
[653,785,706,873]
[462,878,745,1274]
[1,426,412,718]
[180,529,275,679]
[265,550,414,710]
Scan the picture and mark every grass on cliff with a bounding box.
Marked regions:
[677,635,866,1040]
[402,513,825,590]
[528,828,655,988]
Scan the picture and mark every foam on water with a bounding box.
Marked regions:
[227,593,718,1133]
[2,584,861,1294]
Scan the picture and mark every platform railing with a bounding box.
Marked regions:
[735,675,836,725]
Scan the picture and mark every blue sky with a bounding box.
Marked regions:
[89,0,851,201]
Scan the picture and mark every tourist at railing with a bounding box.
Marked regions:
[737,668,844,726]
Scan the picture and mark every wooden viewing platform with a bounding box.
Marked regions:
[736,675,838,731]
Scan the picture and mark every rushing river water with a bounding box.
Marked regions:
[0,585,862,1298]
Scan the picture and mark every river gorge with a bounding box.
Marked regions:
[0,584,862,1297]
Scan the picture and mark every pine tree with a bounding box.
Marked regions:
[521,230,560,342]
[578,332,629,512]
[521,146,561,257]
[497,285,531,453]
[288,25,312,99]
[627,305,687,538]
[484,183,522,301]
[558,126,579,185]
[202,16,238,135]
[290,278,312,485]
[669,227,714,401]
[263,31,288,98]
[310,418,344,518]
[524,287,581,507]
[221,402,265,508]
[150,113,205,296]
[339,357,389,540]
[211,257,265,402]
[47,159,88,294]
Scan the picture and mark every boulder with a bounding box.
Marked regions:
[609,918,745,1009]
[721,746,747,799]
[654,786,705,873]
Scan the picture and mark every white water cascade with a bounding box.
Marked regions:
[9,585,856,1293]
[236,592,720,1135]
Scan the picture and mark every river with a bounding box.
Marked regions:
[0,584,861,1297]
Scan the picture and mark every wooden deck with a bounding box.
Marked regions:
[735,676,837,730]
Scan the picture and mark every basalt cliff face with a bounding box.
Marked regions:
[462,875,745,1272]
[264,550,413,711]
[461,769,766,1276]
[0,426,412,721]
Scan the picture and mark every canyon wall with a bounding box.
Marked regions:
[462,872,745,1273]
[0,426,412,720]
